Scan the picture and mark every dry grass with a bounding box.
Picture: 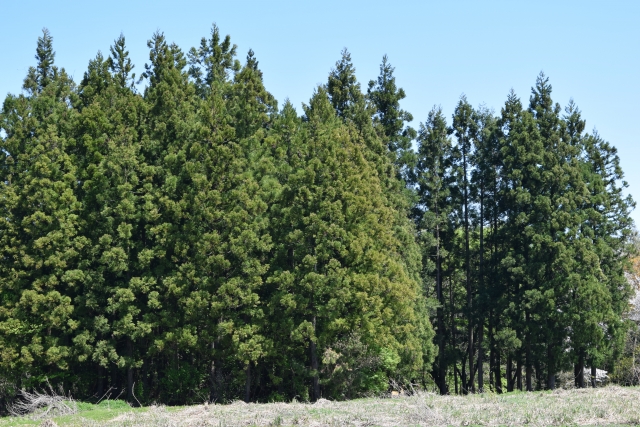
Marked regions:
[42,385,639,426]
[7,385,77,420]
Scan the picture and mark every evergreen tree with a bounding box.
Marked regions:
[327,49,368,126]
[73,36,149,401]
[0,29,84,388]
[266,88,431,400]
[415,106,454,394]
[497,89,543,391]
[367,55,417,182]
[188,24,240,98]
[451,96,477,392]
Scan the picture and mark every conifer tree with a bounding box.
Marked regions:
[470,106,500,393]
[497,89,543,391]
[451,96,477,392]
[367,55,417,182]
[265,87,431,400]
[415,106,454,394]
[73,35,149,401]
[327,49,368,125]
[0,29,83,388]
[188,24,240,98]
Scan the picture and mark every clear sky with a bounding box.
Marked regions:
[2,0,638,224]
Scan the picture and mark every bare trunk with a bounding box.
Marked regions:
[495,351,502,393]
[547,346,555,390]
[575,354,585,388]
[461,351,467,394]
[506,355,513,392]
[244,362,252,403]
[436,211,446,394]
[450,275,457,395]
[591,365,597,388]
[517,358,523,391]
[525,312,533,391]
[489,316,494,391]
[477,188,484,393]
[477,326,484,393]
[97,365,104,397]
[310,316,320,401]
[126,339,134,403]
[209,341,217,403]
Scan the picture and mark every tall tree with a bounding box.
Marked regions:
[0,29,83,389]
[415,106,454,394]
[451,96,477,392]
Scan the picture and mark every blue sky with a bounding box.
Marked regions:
[2,0,639,224]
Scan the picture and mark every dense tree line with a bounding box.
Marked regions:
[0,27,635,405]
[414,83,636,394]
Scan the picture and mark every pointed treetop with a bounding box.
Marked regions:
[452,95,477,143]
[367,54,414,143]
[188,23,240,94]
[140,31,187,87]
[78,50,111,104]
[327,48,364,119]
[500,89,523,123]
[108,34,135,89]
[23,28,57,94]
[245,49,261,75]
[564,98,586,142]
[529,71,557,116]
[303,85,335,123]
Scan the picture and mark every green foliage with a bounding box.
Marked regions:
[0,26,633,406]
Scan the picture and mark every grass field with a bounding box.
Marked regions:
[2,386,639,426]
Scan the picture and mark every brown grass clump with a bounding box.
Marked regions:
[7,384,77,420]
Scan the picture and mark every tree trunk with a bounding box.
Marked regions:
[535,360,543,390]
[461,351,467,394]
[450,275,457,395]
[97,365,104,397]
[506,355,513,392]
[209,341,217,403]
[310,316,320,401]
[489,314,494,392]
[454,364,460,395]
[477,188,485,393]
[244,362,252,403]
[591,365,597,388]
[525,313,533,391]
[547,346,555,390]
[126,339,134,403]
[436,215,447,395]
[495,351,502,393]
[477,326,484,393]
[516,358,523,391]
[576,354,584,388]
[464,151,474,393]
